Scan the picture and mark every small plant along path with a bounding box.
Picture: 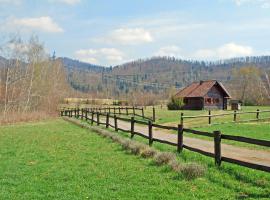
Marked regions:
[98,117,270,167]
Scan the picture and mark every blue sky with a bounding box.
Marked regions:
[1,0,270,66]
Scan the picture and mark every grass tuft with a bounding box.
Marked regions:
[141,147,157,158]
[129,142,146,155]
[181,163,206,180]
[154,152,176,166]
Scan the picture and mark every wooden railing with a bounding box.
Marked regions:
[60,108,270,173]
[61,106,155,121]
[181,109,270,127]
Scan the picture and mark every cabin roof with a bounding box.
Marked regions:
[175,80,231,98]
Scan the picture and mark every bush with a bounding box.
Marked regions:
[181,163,205,180]
[167,97,184,110]
[141,147,157,158]
[154,152,176,166]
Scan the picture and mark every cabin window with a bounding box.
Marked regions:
[205,98,212,104]
[214,98,220,103]
[184,98,188,104]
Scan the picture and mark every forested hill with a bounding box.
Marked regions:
[66,56,270,97]
[59,57,106,73]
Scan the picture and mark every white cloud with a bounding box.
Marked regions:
[233,0,270,8]
[95,28,153,45]
[49,0,81,5]
[10,16,63,33]
[194,42,253,60]
[155,45,182,57]
[75,48,125,65]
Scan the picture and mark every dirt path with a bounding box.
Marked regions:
[98,116,270,167]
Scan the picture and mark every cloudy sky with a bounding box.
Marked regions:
[1,0,270,66]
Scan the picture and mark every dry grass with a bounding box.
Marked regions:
[168,160,182,172]
[154,152,177,166]
[0,111,55,125]
[141,147,157,158]
[129,142,146,155]
[181,163,206,180]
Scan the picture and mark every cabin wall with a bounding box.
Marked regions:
[182,97,203,110]
[204,85,224,110]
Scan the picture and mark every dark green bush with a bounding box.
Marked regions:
[167,97,184,110]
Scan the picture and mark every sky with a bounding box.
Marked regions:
[1,0,270,66]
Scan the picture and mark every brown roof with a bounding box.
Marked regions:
[175,80,231,98]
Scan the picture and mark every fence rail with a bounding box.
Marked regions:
[61,106,155,121]
[60,108,270,173]
[181,109,270,126]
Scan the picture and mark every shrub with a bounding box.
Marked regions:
[181,163,205,180]
[141,147,157,158]
[167,96,184,110]
[154,152,176,166]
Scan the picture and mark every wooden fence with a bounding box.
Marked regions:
[62,106,155,122]
[61,108,270,173]
[181,109,270,127]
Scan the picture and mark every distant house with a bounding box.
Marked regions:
[175,80,231,110]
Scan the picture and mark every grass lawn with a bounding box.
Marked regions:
[143,106,270,142]
[1,119,269,199]
[144,106,270,126]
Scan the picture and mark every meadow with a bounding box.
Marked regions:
[0,119,269,199]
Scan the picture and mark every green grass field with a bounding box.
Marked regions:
[0,119,270,199]
[144,106,270,126]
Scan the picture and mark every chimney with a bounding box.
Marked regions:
[200,80,204,85]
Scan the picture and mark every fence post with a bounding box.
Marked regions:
[85,109,88,120]
[148,120,153,146]
[152,107,156,122]
[131,117,135,138]
[114,115,118,132]
[106,113,109,128]
[142,108,144,118]
[126,107,128,115]
[180,113,184,126]
[214,130,222,166]
[208,110,211,125]
[256,109,260,120]
[177,124,184,153]
[114,107,116,115]
[97,112,100,126]
[234,110,237,122]
[133,106,135,115]
[91,112,94,125]
[81,109,83,120]
[119,107,121,115]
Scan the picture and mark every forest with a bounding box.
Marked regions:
[64,56,270,106]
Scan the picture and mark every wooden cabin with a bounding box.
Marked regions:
[175,80,231,110]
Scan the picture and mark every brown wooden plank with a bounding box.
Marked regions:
[222,156,270,173]
[183,128,214,137]
[221,135,270,147]
[152,123,178,131]
[152,138,177,146]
